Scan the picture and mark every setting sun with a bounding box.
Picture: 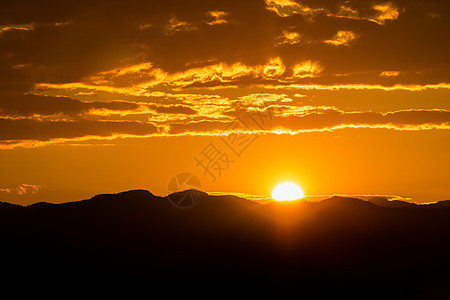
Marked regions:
[272,182,305,201]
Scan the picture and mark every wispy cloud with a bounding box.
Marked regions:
[291,61,323,78]
[276,30,301,45]
[206,11,229,26]
[380,71,400,78]
[0,184,41,195]
[324,31,358,47]
[2,102,449,149]
[265,0,400,25]
[372,3,400,25]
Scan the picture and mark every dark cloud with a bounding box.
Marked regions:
[167,108,450,134]
[0,118,159,142]
[0,0,448,93]
[146,104,197,115]
[273,109,450,130]
[0,94,139,117]
[0,0,448,147]
[0,94,197,117]
[168,120,228,134]
[0,103,448,146]
[0,54,33,95]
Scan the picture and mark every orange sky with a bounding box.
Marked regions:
[0,0,449,204]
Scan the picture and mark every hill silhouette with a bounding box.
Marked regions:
[1,190,450,297]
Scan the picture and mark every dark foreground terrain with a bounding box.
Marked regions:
[1,190,450,297]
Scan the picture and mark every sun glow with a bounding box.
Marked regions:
[271,182,305,201]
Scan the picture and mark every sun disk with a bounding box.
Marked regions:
[272,181,304,201]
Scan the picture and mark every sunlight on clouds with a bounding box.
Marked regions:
[261,83,450,91]
[324,31,358,46]
[292,61,323,78]
[333,2,399,25]
[81,58,287,91]
[86,103,196,118]
[265,0,399,26]
[179,94,230,118]
[265,0,323,18]
[380,71,400,77]
[206,11,228,26]
[164,11,229,34]
[168,122,450,138]
[265,0,302,17]
[164,17,198,35]
[139,24,152,30]
[2,105,450,149]
[237,93,290,106]
[0,184,41,195]
[36,81,450,100]
[34,54,450,97]
[0,23,34,34]
[166,62,256,87]
[263,58,286,78]
[16,184,40,195]
[373,2,400,25]
[2,122,448,150]
[278,105,338,116]
[337,4,359,18]
[102,62,154,77]
[277,30,301,45]
[36,82,148,96]
[87,107,146,117]
[0,133,164,150]
[88,62,166,87]
[0,188,13,194]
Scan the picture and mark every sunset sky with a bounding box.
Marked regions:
[1,0,449,204]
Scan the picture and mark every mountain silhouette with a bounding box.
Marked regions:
[1,190,450,297]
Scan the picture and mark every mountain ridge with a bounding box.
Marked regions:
[1,188,449,208]
[1,188,450,296]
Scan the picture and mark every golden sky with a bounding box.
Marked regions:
[0,0,449,204]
